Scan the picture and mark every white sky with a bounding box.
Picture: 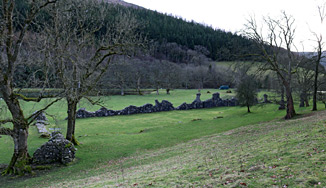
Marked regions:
[124,0,326,52]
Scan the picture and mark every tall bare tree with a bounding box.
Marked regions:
[43,0,142,144]
[312,3,326,111]
[244,12,300,119]
[0,0,60,175]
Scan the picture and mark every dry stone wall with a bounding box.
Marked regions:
[75,92,239,119]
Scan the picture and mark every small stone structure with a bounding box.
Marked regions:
[32,132,76,165]
[75,92,239,119]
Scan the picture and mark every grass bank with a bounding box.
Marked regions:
[49,110,326,187]
[0,89,322,187]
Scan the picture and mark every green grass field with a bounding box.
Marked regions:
[0,89,324,187]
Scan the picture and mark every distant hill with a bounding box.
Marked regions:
[101,1,260,62]
[14,0,260,62]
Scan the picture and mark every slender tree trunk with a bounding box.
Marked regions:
[247,104,251,113]
[156,87,159,95]
[312,58,320,111]
[284,83,296,119]
[66,98,79,145]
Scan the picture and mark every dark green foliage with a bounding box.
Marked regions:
[236,75,258,112]
[131,8,259,61]
[10,1,259,62]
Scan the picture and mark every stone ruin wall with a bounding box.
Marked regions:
[75,92,239,119]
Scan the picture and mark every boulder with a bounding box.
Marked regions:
[32,132,76,165]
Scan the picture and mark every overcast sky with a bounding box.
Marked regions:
[124,0,326,52]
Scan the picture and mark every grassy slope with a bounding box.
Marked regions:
[0,89,322,187]
[51,110,326,188]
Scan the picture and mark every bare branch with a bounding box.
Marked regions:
[0,119,14,125]
[0,127,14,136]
[27,97,63,125]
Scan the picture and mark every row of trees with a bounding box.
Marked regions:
[239,7,325,118]
[100,57,233,95]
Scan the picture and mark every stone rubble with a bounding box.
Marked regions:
[32,111,50,134]
[32,132,76,165]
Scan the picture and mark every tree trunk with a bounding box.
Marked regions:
[66,99,79,145]
[4,128,31,175]
[284,84,296,119]
[1,83,32,175]
[247,104,251,113]
[312,46,322,111]
[156,88,159,95]
[312,64,319,111]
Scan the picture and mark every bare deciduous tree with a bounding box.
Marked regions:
[43,0,143,145]
[0,0,60,175]
[244,12,300,119]
[312,3,326,111]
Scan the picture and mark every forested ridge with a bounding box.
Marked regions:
[13,0,259,62]
[100,1,260,62]
[132,7,258,61]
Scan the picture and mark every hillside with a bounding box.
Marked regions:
[99,0,260,62]
[42,111,326,187]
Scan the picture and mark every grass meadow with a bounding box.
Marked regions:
[0,89,324,187]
